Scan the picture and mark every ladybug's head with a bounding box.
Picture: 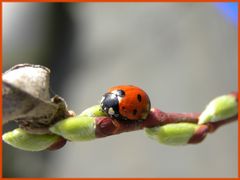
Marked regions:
[100,92,121,120]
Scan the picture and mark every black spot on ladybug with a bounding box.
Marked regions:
[133,109,137,115]
[116,90,125,97]
[137,94,142,102]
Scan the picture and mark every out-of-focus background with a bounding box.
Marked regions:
[3,2,238,178]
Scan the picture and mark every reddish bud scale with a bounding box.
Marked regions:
[47,137,67,151]
[230,92,238,101]
[188,125,209,144]
[207,115,238,133]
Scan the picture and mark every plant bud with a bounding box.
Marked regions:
[50,116,96,141]
[3,128,61,151]
[79,105,106,117]
[198,94,238,125]
[145,123,198,145]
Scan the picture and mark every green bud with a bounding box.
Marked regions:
[2,128,61,151]
[145,123,198,145]
[79,105,106,117]
[49,116,96,141]
[198,94,238,125]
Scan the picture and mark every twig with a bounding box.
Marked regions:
[95,109,200,137]
[95,108,237,143]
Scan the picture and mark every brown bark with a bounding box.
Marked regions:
[95,108,237,140]
[95,108,199,138]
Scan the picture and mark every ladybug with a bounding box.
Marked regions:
[100,85,151,121]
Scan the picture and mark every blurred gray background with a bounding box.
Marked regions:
[3,2,237,178]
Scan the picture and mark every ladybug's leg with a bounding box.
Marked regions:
[111,119,121,134]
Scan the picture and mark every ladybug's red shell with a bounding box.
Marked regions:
[100,85,151,121]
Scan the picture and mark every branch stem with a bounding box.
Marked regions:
[95,108,236,138]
